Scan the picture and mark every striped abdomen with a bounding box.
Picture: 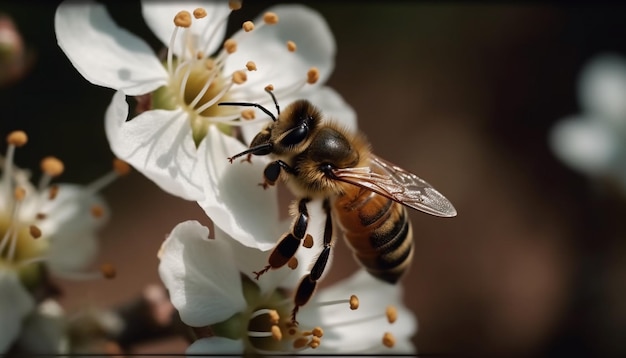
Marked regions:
[334,187,414,284]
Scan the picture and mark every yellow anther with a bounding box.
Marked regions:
[307,67,320,84]
[29,225,42,239]
[264,84,274,92]
[193,8,207,19]
[382,332,395,348]
[263,12,279,25]
[271,325,282,341]
[113,158,131,176]
[232,70,247,84]
[386,305,397,324]
[288,257,298,269]
[174,11,192,28]
[48,185,59,200]
[242,20,254,32]
[228,0,242,10]
[349,295,359,310]
[14,187,25,201]
[287,40,297,52]
[246,61,257,71]
[7,130,27,147]
[268,309,280,325]
[101,263,116,279]
[41,156,64,177]
[241,109,255,120]
[223,38,237,54]
[303,234,313,248]
[293,337,309,349]
[309,336,321,349]
[91,204,105,219]
[312,327,323,338]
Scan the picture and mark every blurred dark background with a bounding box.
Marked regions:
[2,1,626,355]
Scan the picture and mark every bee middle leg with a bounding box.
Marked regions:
[259,160,296,189]
[253,197,312,279]
[291,198,333,324]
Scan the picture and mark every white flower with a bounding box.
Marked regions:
[0,268,34,353]
[55,0,336,202]
[550,54,626,189]
[158,220,416,354]
[17,299,69,355]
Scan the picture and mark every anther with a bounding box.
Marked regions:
[303,234,313,248]
[350,295,359,310]
[113,158,131,176]
[307,67,320,84]
[241,109,255,120]
[312,326,323,338]
[271,325,282,341]
[91,204,105,218]
[41,156,64,177]
[48,185,59,200]
[100,263,116,279]
[263,12,279,25]
[309,336,321,349]
[228,0,242,11]
[268,309,280,325]
[193,8,207,19]
[14,186,25,201]
[386,305,398,324]
[223,38,237,54]
[287,40,297,52]
[246,61,257,71]
[288,257,298,269]
[293,337,309,349]
[265,84,274,92]
[232,70,247,84]
[173,11,192,28]
[242,21,254,32]
[7,130,27,146]
[382,332,395,348]
[29,225,42,239]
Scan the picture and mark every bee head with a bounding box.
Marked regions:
[264,99,320,155]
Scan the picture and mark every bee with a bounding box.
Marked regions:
[219,90,456,324]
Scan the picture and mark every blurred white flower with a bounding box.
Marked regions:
[17,299,69,355]
[0,268,34,353]
[55,0,336,202]
[550,54,626,189]
[158,220,416,355]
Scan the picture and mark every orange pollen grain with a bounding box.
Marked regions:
[29,225,42,239]
[48,185,59,200]
[287,40,297,52]
[101,263,116,279]
[307,67,320,84]
[228,0,242,10]
[232,70,247,84]
[193,8,207,19]
[263,12,279,25]
[91,204,105,218]
[7,130,27,147]
[303,234,314,248]
[13,187,25,201]
[288,257,298,269]
[41,156,64,177]
[174,11,192,28]
[271,325,282,341]
[312,327,324,338]
[349,295,359,310]
[113,158,131,176]
[242,21,254,32]
[223,38,237,54]
[382,332,395,348]
[264,84,274,92]
[241,109,255,120]
[386,305,398,323]
[246,61,257,71]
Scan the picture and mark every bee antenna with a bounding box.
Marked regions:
[218,101,277,122]
[265,88,280,116]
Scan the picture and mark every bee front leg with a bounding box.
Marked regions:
[291,198,333,325]
[259,160,296,189]
[253,198,312,279]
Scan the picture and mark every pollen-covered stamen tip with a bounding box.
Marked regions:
[174,10,192,28]
[223,38,237,54]
[382,332,395,348]
[228,0,242,11]
[287,40,297,52]
[350,295,359,310]
[232,70,247,85]
[241,109,255,120]
[242,20,254,32]
[90,204,105,219]
[386,305,398,323]
[264,84,274,92]
[193,8,207,19]
[7,130,27,147]
[246,61,257,71]
[29,225,42,239]
[307,67,320,84]
[101,263,116,279]
[113,158,131,176]
[263,12,279,25]
[308,336,321,349]
[41,156,64,177]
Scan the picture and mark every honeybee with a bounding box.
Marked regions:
[219,90,456,323]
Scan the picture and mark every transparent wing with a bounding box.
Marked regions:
[332,154,457,217]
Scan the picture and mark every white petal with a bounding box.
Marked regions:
[549,115,619,175]
[18,300,69,355]
[158,220,246,327]
[0,269,35,353]
[186,337,244,355]
[226,4,335,101]
[578,54,626,126]
[298,270,417,354]
[141,1,230,57]
[196,126,280,251]
[105,91,205,201]
[55,0,167,95]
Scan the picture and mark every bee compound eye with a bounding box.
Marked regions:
[280,125,308,146]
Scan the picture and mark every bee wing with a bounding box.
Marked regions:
[332,154,457,217]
